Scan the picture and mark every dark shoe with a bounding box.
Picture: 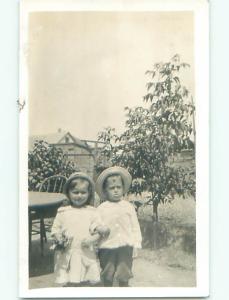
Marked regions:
[119,281,129,287]
[104,279,113,287]
[90,281,103,287]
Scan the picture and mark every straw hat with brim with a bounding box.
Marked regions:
[63,172,95,204]
[95,166,132,200]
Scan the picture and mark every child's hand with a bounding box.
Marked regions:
[63,235,73,248]
[52,233,65,249]
[63,230,73,247]
[81,238,93,249]
[53,231,73,249]
[95,225,110,238]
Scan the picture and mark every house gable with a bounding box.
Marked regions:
[28,130,101,177]
[29,131,91,152]
[58,132,75,144]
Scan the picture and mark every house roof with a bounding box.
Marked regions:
[29,131,90,151]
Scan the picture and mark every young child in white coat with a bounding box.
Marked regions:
[51,172,109,287]
[95,166,142,287]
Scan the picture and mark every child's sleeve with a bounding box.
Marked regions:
[89,209,102,234]
[129,204,142,248]
[51,208,63,240]
[89,208,110,239]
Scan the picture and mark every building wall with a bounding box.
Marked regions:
[57,143,90,155]
[67,154,95,178]
[55,143,95,177]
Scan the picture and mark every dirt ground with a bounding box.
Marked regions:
[29,238,196,289]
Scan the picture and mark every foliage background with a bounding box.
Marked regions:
[96,55,196,222]
[28,140,77,191]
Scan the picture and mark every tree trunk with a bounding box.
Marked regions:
[151,201,159,249]
[152,202,158,222]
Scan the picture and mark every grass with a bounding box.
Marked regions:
[138,195,196,226]
[136,195,196,271]
[139,245,196,271]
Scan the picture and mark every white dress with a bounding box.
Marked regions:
[51,205,101,284]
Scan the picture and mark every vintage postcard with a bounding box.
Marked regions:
[19,0,209,297]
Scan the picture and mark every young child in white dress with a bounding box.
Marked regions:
[51,172,109,287]
[95,166,142,287]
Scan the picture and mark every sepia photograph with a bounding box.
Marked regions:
[19,0,209,298]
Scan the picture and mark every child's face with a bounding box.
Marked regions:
[105,175,124,202]
[68,179,90,207]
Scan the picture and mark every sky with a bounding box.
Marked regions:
[28,11,194,140]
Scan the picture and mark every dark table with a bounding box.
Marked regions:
[29,192,66,254]
[29,191,65,209]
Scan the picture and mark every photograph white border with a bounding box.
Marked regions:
[19,0,209,297]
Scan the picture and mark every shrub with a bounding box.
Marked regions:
[28,140,77,191]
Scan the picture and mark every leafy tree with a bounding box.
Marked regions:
[97,55,195,223]
[28,140,77,191]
